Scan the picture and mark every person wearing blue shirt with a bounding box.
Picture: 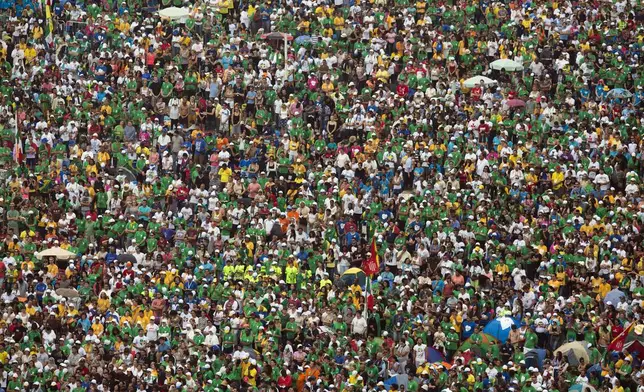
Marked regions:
[194,133,207,163]
[635,86,644,105]
[77,314,91,332]
[596,84,608,101]
[158,337,171,353]
[580,84,590,103]
[105,249,118,265]
[185,277,198,290]
[35,279,47,305]
[345,227,360,246]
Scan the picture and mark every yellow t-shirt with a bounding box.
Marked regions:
[218,167,232,182]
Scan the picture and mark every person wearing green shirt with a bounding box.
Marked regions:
[446,326,460,360]
[524,327,538,350]
[284,316,298,341]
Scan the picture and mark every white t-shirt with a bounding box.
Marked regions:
[351,316,368,335]
[413,344,427,365]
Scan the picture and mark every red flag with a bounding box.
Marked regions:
[608,323,634,352]
[361,238,380,276]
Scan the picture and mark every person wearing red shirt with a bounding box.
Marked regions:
[176,183,189,204]
[396,83,409,98]
[477,119,490,144]
[470,83,482,101]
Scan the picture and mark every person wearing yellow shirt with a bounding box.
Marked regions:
[163,270,176,286]
[449,311,463,333]
[67,303,79,317]
[46,261,59,278]
[118,19,130,32]
[321,80,335,94]
[100,103,113,115]
[33,25,43,40]
[319,275,332,289]
[591,276,604,295]
[551,166,565,192]
[85,157,98,177]
[24,45,37,63]
[375,66,389,83]
[25,303,38,316]
[91,319,105,336]
[297,19,311,34]
[333,15,344,31]
[97,292,111,313]
[218,164,233,183]
[97,150,110,166]
[598,281,612,300]
[521,15,531,30]
[495,262,509,278]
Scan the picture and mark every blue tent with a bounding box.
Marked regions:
[483,317,519,343]
[525,349,547,370]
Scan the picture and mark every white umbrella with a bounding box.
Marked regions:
[490,59,524,72]
[158,7,190,21]
[463,76,497,88]
[35,247,77,260]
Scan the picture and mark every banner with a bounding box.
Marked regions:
[361,238,380,276]
[608,322,634,352]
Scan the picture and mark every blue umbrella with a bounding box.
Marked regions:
[483,317,518,343]
[606,88,633,99]
[294,35,312,44]
[604,289,626,306]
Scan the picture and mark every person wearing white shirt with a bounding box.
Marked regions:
[351,312,368,335]
[413,340,428,367]
[594,169,610,192]
[146,320,159,341]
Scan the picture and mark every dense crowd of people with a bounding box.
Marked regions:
[1,0,644,391]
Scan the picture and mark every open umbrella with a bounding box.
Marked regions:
[157,6,190,21]
[569,383,597,392]
[35,247,77,260]
[490,59,524,72]
[506,99,526,108]
[261,32,294,41]
[425,347,445,363]
[483,317,519,343]
[117,254,138,264]
[604,289,626,306]
[337,268,366,288]
[606,88,633,99]
[294,35,312,44]
[56,288,80,298]
[463,76,497,88]
[555,341,590,366]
